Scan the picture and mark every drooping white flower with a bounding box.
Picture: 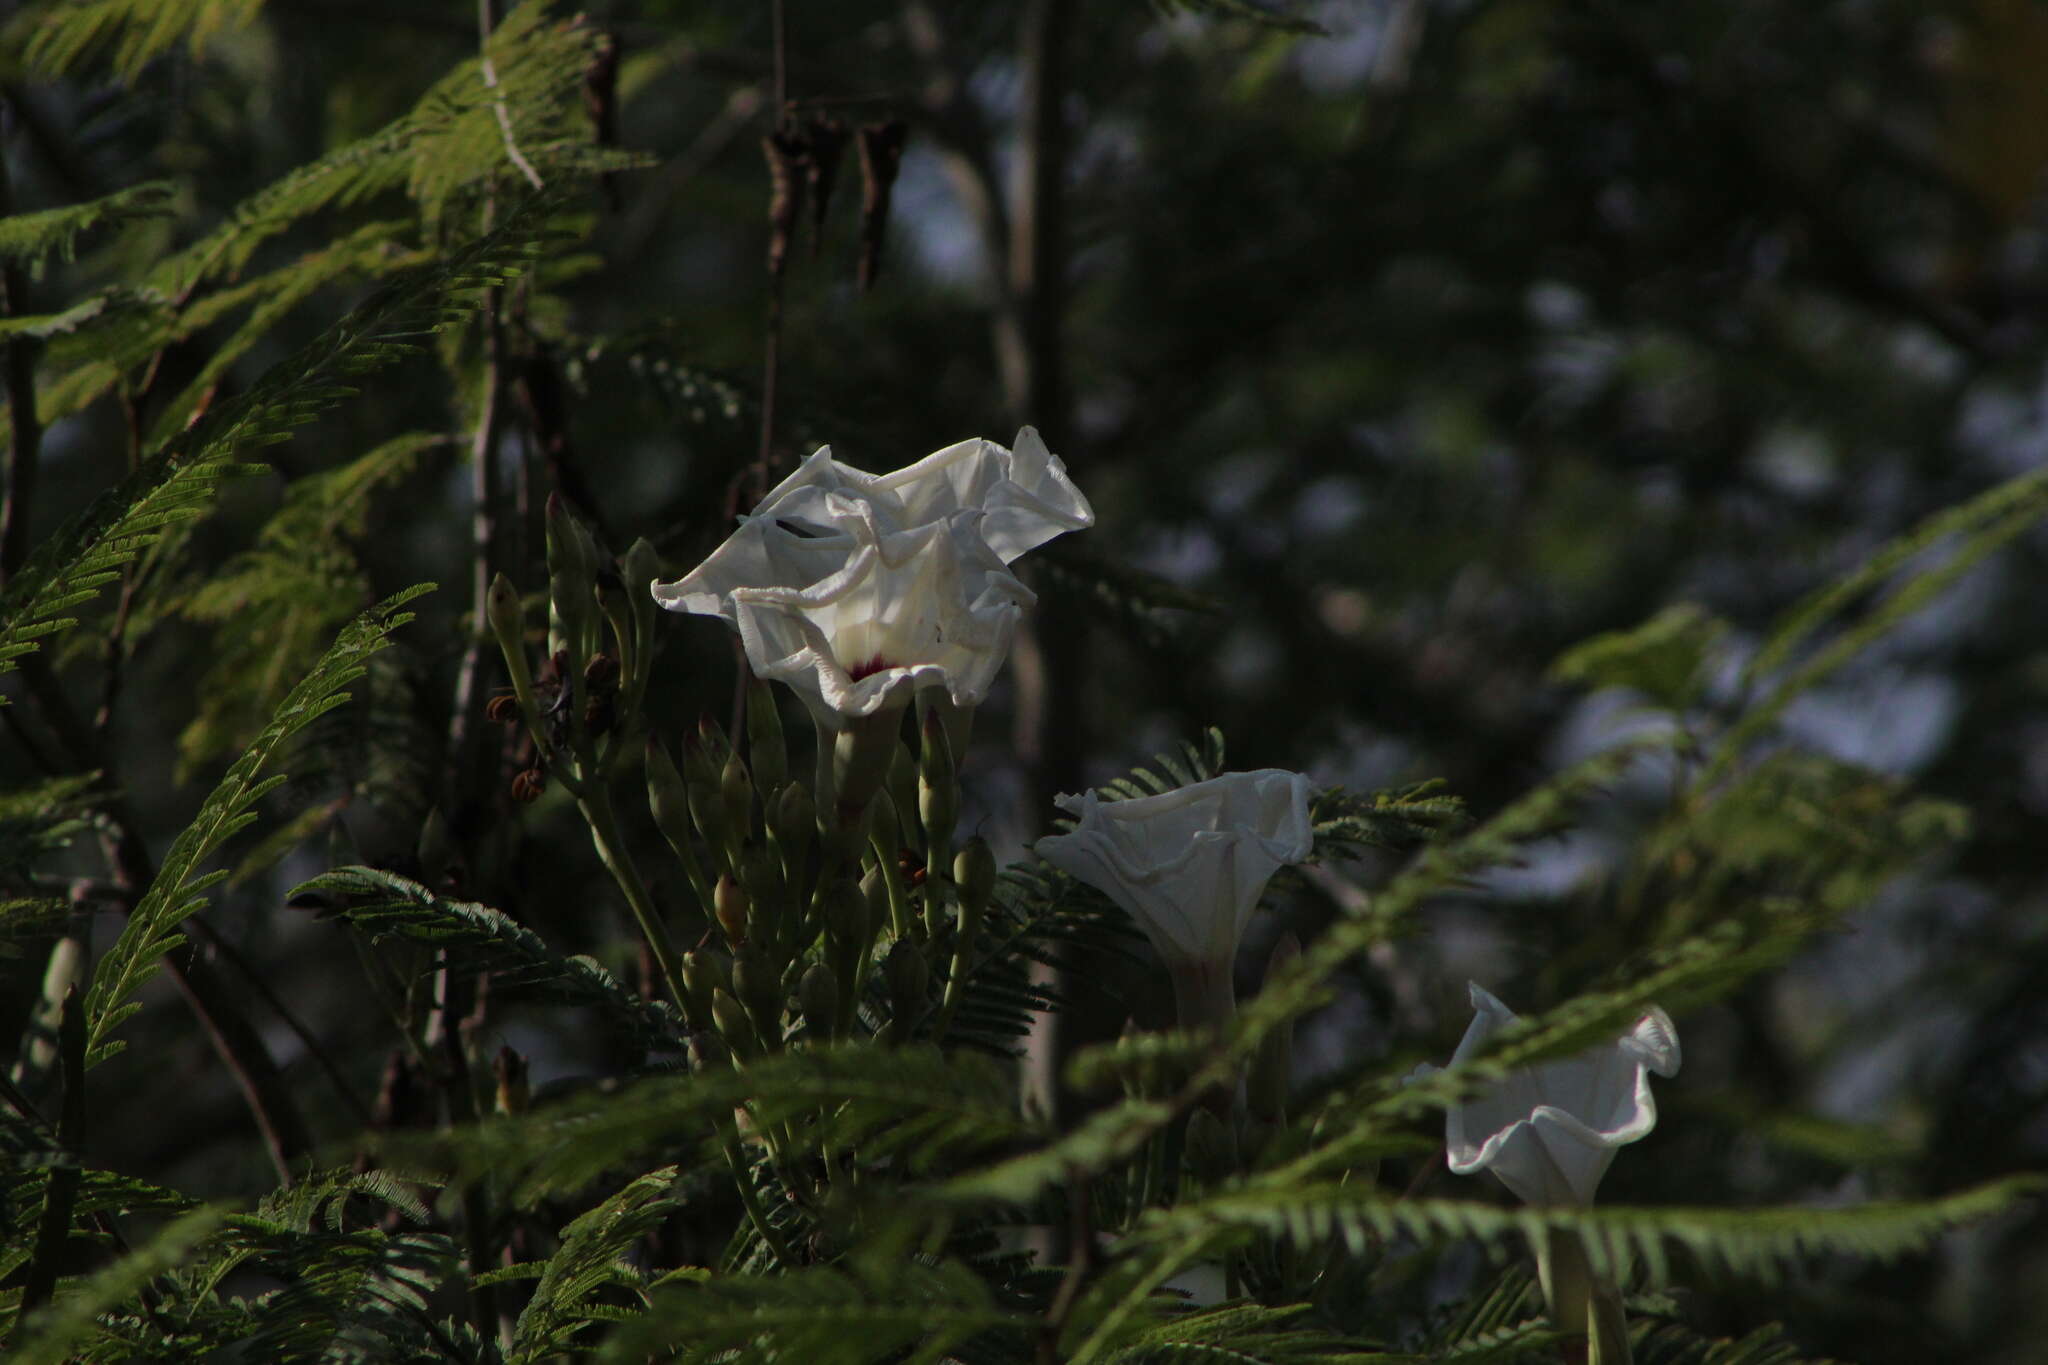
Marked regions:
[1035,771,1313,1027]
[652,426,1091,622]
[725,502,1034,729]
[1440,983,1681,1206]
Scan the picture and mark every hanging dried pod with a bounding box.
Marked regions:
[762,116,813,279]
[806,115,849,257]
[855,119,908,291]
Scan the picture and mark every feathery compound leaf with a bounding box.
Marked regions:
[593,1256,1026,1364]
[0,196,558,684]
[79,586,432,1068]
[0,181,175,273]
[291,864,682,1050]
[1712,461,2048,782]
[1126,1175,2047,1287]
[511,1166,686,1362]
[11,0,264,81]
[4,1205,225,1365]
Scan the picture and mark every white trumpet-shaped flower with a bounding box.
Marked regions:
[725,503,1033,729]
[1035,771,1312,1027]
[1438,983,1681,1206]
[652,426,1091,622]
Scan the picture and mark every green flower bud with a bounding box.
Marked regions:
[709,987,760,1060]
[745,675,787,796]
[646,738,693,849]
[621,537,661,671]
[953,838,997,918]
[681,949,731,1029]
[720,749,753,845]
[821,875,869,948]
[798,962,839,1041]
[714,873,750,947]
[687,1031,731,1074]
[768,781,815,875]
[830,710,902,830]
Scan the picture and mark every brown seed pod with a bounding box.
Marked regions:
[583,650,619,689]
[485,692,522,725]
[510,767,548,803]
[806,115,848,257]
[855,120,908,291]
[762,117,812,279]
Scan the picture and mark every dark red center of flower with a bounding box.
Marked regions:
[847,654,894,681]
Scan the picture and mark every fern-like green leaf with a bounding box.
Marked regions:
[291,863,683,1051]
[0,180,175,273]
[79,586,432,1067]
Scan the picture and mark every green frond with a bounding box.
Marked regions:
[385,1042,1035,1208]
[2,1205,224,1365]
[511,1166,685,1362]
[10,0,263,81]
[0,195,556,684]
[0,772,99,878]
[0,180,175,274]
[172,430,446,770]
[1094,727,1231,803]
[1551,603,1729,712]
[79,586,432,1068]
[1310,780,1468,859]
[291,864,682,1051]
[1712,461,2048,781]
[591,1256,1027,1365]
[1109,1301,1407,1363]
[1127,1174,2048,1289]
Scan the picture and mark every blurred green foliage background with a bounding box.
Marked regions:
[5,1,2048,1359]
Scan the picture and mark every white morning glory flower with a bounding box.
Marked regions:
[724,502,1034,730]
[1034,770,1313,1027]
[651,426,1092,622]
[1439,982,1681,1206]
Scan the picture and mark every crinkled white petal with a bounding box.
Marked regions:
[728,507,1032,727]
[651,427,1092,621]
[1034,770,1313,968]
[1443,982,1680,1205]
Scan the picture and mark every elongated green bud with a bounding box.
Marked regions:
[687,1031,730,1075]
[768,781,814,875]
[953,838,996,919]
[710,987,760,1060]
[918,708,957,859]
[885,737,919,846]
[745,675,787,796]
[487,572,527,660]
[681,949,731,1029]
[830,710,901,832]
[798,962,838,1041]
[647,738,693,847]
[720,749,753,845]
[714,873,750,947]
[821,875,869,948]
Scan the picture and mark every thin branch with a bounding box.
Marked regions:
[479,0,545,192]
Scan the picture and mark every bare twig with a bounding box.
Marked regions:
[479,0,545,192]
